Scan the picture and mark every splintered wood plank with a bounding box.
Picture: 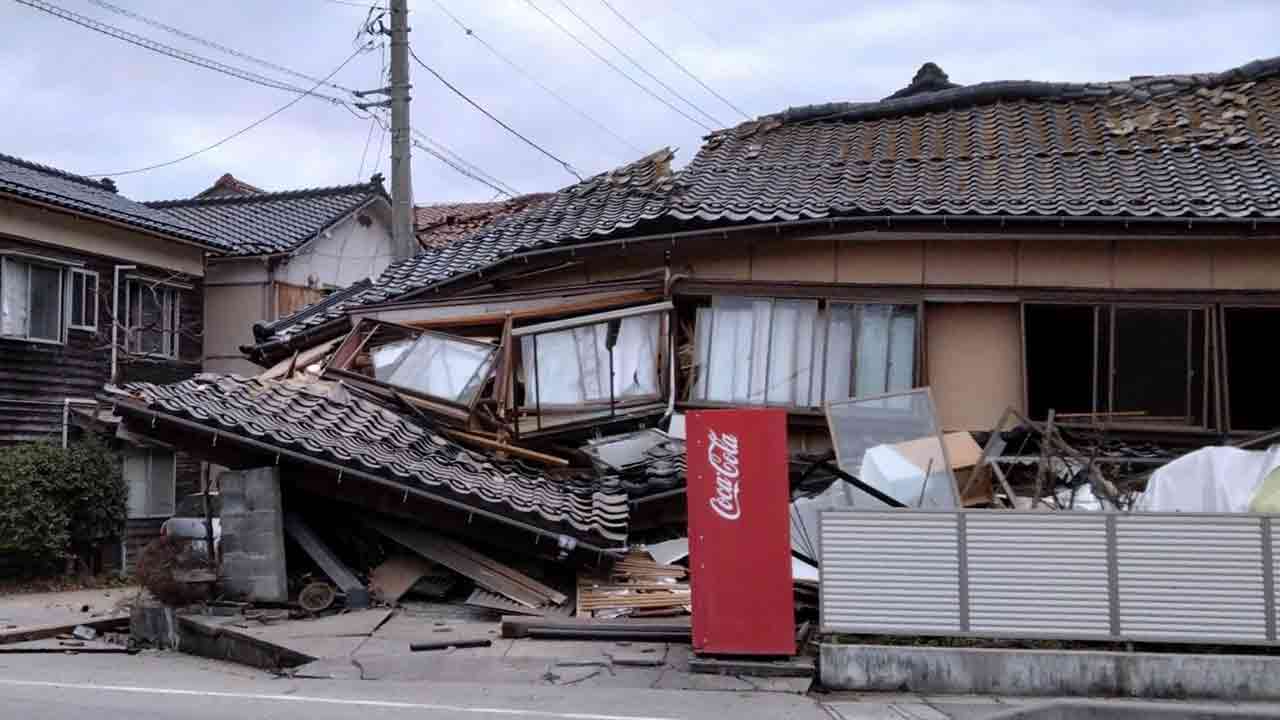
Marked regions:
[368,553,434,604]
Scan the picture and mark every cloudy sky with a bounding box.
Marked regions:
[3,0,1277,204]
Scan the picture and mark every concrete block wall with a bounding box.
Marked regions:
[219,467,288,602]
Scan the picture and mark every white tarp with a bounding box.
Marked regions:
[1135,446,1280,513]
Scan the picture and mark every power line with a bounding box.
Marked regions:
[15,0,353,105]
[85,0,356,95]
[411,139,515,199]
[553,0,722,128]
[524,0,711,131]
[408,47,583,181]
[321,0,386,8]
[597,0,750,120]
[411,128,520,197]
[87,44,372,178]
[426,0,643,155]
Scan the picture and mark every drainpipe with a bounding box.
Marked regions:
[111,265,137,384]
[61,398,98,449]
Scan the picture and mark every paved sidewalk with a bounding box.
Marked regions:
[822,694,1280,718]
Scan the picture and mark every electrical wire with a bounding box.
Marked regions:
[85,0,356,95]
[87,43,373,178]
[524,0,711,131]
[553,0,722,128]
[426,0,643,155]
[15,0,354,105]
[411,128,520,197]
[597,0,750,120]
[411,139,515,199]
[408,46,583,181]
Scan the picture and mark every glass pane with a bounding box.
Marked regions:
[613,314,661,399]
[370,339,413,380]
[573,324,608,400]
[699,296,771,403]
[124,449,148,518]
[388,333,495,404]
[823,303,855,402]
[84,274,96,327]
[855,304,892,396]
[2,260,29,336]
[71,273,85,327]
[765,299,819,405]
[148,452,176,516]
[28,265,61,341]
[691,306,714,401]
[827,389,958,509]
[887,307,917,391]
[134,283,164,354]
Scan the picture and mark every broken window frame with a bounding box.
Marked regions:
[325,318,500,421]
[685,294,921,411]
[1021,301,1213,430]
[513,301,671,435]
[1218,303,1280,434]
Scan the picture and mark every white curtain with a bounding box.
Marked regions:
[887,310,917,393]
[766,299,819,405]
[693,296,774,403]
[854,304,892,396]
[2,260,28,336]
[822,304,856,402]
[522,314,661,407]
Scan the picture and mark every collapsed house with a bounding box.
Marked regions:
[104,57,1280,630]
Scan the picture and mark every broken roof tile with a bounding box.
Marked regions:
[111,375,629,544]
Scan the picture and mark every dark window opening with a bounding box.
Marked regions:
[1025,304,1095,420]
[1112,307,1204,425]
[1225,307,1280,431]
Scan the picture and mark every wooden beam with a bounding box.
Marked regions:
[440,428,569,467]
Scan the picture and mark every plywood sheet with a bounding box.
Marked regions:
[835,239,924,284]
[1017,239,1111,288]
[1113,239,1212,289]
[925,303,1024,431]
[1213,238,1280,290]
[750,237,836,282]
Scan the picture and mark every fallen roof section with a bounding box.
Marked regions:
[415,193,551,249]
[148,177,388,256]
[106,374,630,546]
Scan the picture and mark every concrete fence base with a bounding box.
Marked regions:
[821,643,1280,700]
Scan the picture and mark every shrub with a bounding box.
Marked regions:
[0,440,126,574]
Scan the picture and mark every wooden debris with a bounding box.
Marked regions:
[576,551,690,618]
[368,553,435,604]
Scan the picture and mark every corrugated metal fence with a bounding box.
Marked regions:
[820,510,1279,645]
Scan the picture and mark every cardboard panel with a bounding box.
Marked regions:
[836,239,924,284]
[1213,238,1280,290]
[750,237,836,282]
[925,303,1023,430]
[1017,239,1111,288]
[1113,239,1212,289]
[687,409,794,656]
[924,239,1017,286]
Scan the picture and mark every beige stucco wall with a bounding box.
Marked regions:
[925,303,1024,431]
[0,199,206,276]
[277,209,396,289]
[204,283,268,373]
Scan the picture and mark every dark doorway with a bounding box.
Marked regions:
[1024,304,1095,420]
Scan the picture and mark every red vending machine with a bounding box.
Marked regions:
[686,408,795,656]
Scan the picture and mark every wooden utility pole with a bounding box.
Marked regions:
[387,0,415,258]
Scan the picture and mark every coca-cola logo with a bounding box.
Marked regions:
[707,429,741,521]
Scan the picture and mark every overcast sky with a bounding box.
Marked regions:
[2,0,1277,204]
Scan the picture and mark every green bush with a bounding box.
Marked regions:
[0,440,126,572]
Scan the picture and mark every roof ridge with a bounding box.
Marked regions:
[741,55,1280,130]
[0,151,118,193]
[147,178,385,208]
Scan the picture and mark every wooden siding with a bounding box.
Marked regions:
[0,235,203,443]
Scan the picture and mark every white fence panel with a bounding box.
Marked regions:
[820,511,960,634]
[966,513,1111,637]
[1116,515,1266,642]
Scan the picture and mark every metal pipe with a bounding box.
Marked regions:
[111,264,137,384]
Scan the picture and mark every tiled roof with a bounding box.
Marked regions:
[148,178,388,256]
[0,152,225,250]
[671,57,1280,222]
[258,149,676,342]
[415,194,551,249]
[111,375,629,544]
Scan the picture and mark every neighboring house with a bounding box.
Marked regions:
[149,175,398,375]
[246,56,1280,442]
[0,152,231,568]
[414,194,550,249]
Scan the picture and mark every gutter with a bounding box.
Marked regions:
[107,394,620,559]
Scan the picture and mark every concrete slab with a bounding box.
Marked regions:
[825,702,953,720]
[0,587,137,630]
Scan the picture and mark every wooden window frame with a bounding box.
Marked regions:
[0,256,67,345]
[69,268,99,332]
